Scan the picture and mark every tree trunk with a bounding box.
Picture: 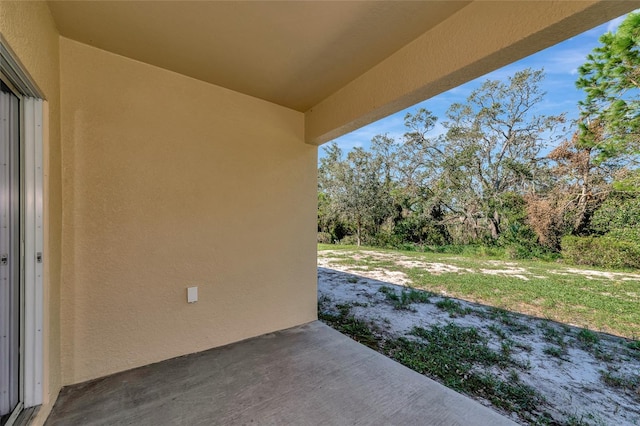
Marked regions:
[573,154,591,235]
[489,211,501,240]
[573,186,590,234]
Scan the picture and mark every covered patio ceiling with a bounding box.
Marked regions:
[47,1,639,145]
[47,1,470,112]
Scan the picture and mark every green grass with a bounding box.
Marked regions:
[577,328,600,347]
[317,302,381,350]
[435,298,471,317]
[600,370,640,401]
[539,321,567,347]
[485,308,533,334]
[384,323,543,419]
[543,345,567,360]
[319,244,640,338]
[378,286,432,310]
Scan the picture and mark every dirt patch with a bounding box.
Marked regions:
[479,268,530,281]
[553,268,640,282]
[317,253,413,285]
[396,259,473,274]
[319,249,539,281]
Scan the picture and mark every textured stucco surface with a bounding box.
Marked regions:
[0,1,62,424]
[304,0,640,145]
[59,38,317,385]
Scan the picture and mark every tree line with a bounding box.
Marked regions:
[318,13,640,268]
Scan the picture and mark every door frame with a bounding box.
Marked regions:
[0,34,44,420]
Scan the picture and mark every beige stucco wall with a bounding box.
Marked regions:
[0,1,62,424]
[59,38,317,385]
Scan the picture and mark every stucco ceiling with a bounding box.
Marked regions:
[47,1,471,112]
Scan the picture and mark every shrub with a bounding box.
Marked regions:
[561,236,640,269]
[607,228,640,246]
[499,223,559,260]
[435,298,471,317]
[317,232,332,244]
[369,232,405,250]
[393,215,451,246]
[591,194,640,243]
[577,328,600,346]
[339,235,359,245]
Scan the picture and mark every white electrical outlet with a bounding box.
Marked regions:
[187,286,198,303]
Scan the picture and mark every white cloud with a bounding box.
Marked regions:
[605,9,640,33]
[606,15,626,33]
[546,48,591,75]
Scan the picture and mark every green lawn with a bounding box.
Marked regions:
[318,244,640,339]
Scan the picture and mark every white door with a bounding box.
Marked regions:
[0,80,20,424]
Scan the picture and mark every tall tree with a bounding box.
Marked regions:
[318,143,392,246]
[576,12,640,162]
[407,69,565,240]
[549,124,620,234]
[526,125,613,249]
[318,143,341,238]
[381,118,451,245]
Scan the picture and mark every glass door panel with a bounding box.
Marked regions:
[0,81,20,424]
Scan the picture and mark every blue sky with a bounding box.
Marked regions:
[323,12,632,158]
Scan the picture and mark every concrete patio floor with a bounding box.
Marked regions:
[45,321,517,425]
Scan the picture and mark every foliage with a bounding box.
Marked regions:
[577,328,600,347]
[378,286,432,310]
[319,69,569,254]
[561,235,640,269]
[392,213,451,246]
[548,132,612,233]
[317,21,640,260]
[317,232,332,244]
[590,174,640,244]
[318,143,393,246]
[385,324,543,415]
[438,69,564,240]
[502,230,555,260]
[576,12,640,162]
[317,302,381,349]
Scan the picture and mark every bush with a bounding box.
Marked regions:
[369,232,404,250]
[561,236,640,270]
[339,235,359,245]
[607,228,640,246]
[317,232,332,244]
[498,223,558,260]
[393,215,450,246]
[591,195,640,242]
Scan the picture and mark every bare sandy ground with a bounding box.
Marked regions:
[318,250,640,426]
